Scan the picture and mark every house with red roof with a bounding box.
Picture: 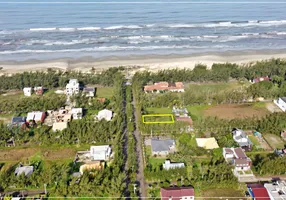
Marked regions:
[144,82,185,93]
[248,184,271,200]
[160,187,194,200]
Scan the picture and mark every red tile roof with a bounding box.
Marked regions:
[251,188,270,200]
[144,82,184,92]
[160,187,194,200]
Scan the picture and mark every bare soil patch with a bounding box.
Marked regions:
[201,188,244,200]
[203,104,269,119]
[0,147,76,162]
[0,148,38,162]
[42,148,76,160]
[264,134,285,149]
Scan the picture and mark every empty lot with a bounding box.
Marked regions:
[203,103,270,119]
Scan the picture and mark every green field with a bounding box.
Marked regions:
[186,81,249,93]
[200,188,245,200]
[146,107,172,114]
[186,105,210,121]
[248,135,260,146]
[264,134,285,149]
[96,87,114,98]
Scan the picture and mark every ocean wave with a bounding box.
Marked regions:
[29,28,57,31]
[0,45,231,54]
[103,25,142,30]
[4,32,285,47]
[1,19,286,35]
[77,27,101,31]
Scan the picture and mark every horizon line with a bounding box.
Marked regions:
[1,1,286,4]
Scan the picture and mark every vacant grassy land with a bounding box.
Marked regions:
[186,105,211,121]
[248,135,260,146]
[186,81,248,92]
[96,87,114,98]
[203,103,270,119]
[0,146,90,162]
[143,115,174,123]
[201,188,245,200]
[264,134,285,149]
[146,107,172,114]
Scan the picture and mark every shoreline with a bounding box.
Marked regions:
[1,49,286,74]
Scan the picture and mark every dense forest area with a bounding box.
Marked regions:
[0,67,125,90]
[132,59,286,84]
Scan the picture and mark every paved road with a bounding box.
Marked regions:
[132,98,147,199]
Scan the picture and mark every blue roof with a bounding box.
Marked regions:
[11,116,26,124]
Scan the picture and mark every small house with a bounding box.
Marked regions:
[72,108,83,120]
[253,131,262,138]
[248,184,271,200]
[26,111,46,124]
[15,165,34,177]
[196,137,219,149]
[11,116,27,128]
[264,181,286,200]
[252,76,270,83]
[83,87,95,97]
[274,148,286,156]
[90,145,112,161]
[34,87,44,95]
[151,139,175,156]
[97,109,113,121]
[163,160,185,170]
[66,79,80,96]
[274,97,286,112]
[23,87,32,96]
[144,82,185,93]
[223,147,252,171]
[232,128,252,151]
[160,187,194,200]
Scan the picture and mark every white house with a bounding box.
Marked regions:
[66,79,80,96]
[23,87,32,96]
[264,181,286,200]
[274,97,286,112]
[232,129,252,151]
[163,160,185,170]
[26,111,46,123]
[72,108,83,119]
[90,145,112,161]
[83,87,95,97]
[15,166,34,177]
[97,109,113,121]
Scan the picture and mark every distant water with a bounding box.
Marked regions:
[1,0,286,60]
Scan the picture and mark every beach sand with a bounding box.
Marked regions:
[1,50,286,74]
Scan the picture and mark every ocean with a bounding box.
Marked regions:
[1,0,286,60]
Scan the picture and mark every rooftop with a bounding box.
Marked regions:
[151,139,175,152]
[161,187,194,199]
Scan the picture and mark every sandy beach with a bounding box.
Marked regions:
[1,50,286,74]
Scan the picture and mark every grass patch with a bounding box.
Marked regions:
[186,105,210,121]
[146,107,172,114]
[143,114,174,123]
[264,134,285,149]
[148,157,166,167]
[201,188,244,200]
[96,87,114,98]
[248,135,260,146]
[252,102,267,108]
